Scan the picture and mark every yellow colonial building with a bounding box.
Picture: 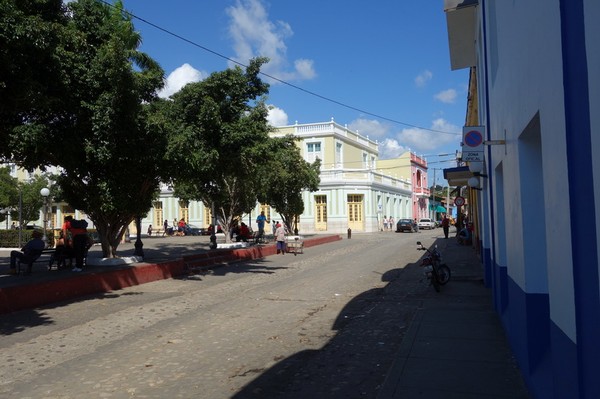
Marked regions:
[143,120,414,235]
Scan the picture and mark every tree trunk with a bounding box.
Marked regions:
[96,224,127,258]
[281,214,294,235]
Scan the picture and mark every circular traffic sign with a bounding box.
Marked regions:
[454,196,465,207]
[464,130,483,147]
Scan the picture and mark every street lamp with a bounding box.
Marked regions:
[133,215,144,259]
[40,187,50,246]
[18,186,23,247]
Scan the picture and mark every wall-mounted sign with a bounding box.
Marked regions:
[462,126,485,162]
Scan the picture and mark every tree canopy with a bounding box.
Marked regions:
[164,58,272,240]
[0,0,67,158]
[1,0,321,253]
[1,0,166,257]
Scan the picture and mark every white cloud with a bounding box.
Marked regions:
[395,118,460,152]
[415,70,433,87]
[267,105,289,126]
[434,88,458,104]
[379,138,409,159]
[293,59,317,80]
[226,0,316,82]
[158,63,206,99]
[348,117,459,156]
[348,118,390,139]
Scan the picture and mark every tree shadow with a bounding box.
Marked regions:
[0,290,147,336]
[231,261,428,399]
[0,308,55,335]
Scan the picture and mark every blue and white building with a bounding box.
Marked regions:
[444,1,599,398]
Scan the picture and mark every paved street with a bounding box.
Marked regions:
[0,230,440,398]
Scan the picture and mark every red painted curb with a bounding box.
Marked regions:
[0,235,342,314]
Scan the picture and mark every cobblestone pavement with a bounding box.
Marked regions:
[0,231,440,398]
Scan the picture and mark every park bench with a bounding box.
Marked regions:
[16,248,55,275]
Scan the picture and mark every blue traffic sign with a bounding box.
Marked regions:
[464,130,483,147]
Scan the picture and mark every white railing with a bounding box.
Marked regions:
[292,121,377,149]
[319,168,412,191]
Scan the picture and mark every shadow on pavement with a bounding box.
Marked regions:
[231,260,425,399]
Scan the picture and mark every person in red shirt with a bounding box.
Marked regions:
[63,216,88,272]
[177,218,187,236]
[441,215,450,239]
[238,222,251,242]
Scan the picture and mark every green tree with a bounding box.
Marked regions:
[165,58,271,242]
[0,167,17,209]
[13,175,50,227]
[257,136,321,233]
[0,167,18,226]
[0,170,49,227]
[0,0,67,157]
[2,0,166,257]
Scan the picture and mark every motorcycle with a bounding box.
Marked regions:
[417,241,451,292]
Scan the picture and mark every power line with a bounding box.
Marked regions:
[98,0,461,136]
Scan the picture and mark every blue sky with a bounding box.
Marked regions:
[111,0,468,184]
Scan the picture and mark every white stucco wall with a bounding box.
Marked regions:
[486,0,577,340]
[585,0,600,307]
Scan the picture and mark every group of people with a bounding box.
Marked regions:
[55,216,90,272]
[382,216,396,231]
[8,215,90,275]
[152,219,194,237]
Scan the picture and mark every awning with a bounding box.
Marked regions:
[443,166,473,186]
[429,205,448,213]
[444,0,478,70]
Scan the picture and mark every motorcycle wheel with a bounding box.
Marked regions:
[437,264,451,285]
[431,269,441,292]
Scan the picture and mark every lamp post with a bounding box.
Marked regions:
[40,187,50,246]
[18,186,23,247]
[133,215,144,259]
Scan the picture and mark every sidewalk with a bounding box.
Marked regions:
[378,237,531,398]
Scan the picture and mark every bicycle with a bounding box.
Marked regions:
[417,241,451,292]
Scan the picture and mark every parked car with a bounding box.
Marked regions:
[396,218,416,233]
[417,218,436,230]
[186,224,206,236]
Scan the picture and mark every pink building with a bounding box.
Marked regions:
[410,153,429,220]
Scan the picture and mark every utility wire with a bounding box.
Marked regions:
[99,0,461,136]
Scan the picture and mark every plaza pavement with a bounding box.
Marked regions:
[0,232,530,398]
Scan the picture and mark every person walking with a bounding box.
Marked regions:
[442,215,450,239]
[255,211,269,243]
[274,222,286,255]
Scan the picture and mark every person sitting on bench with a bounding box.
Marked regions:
[49,230,73,270]
[9,230,45,275]
[237,222,251,242]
